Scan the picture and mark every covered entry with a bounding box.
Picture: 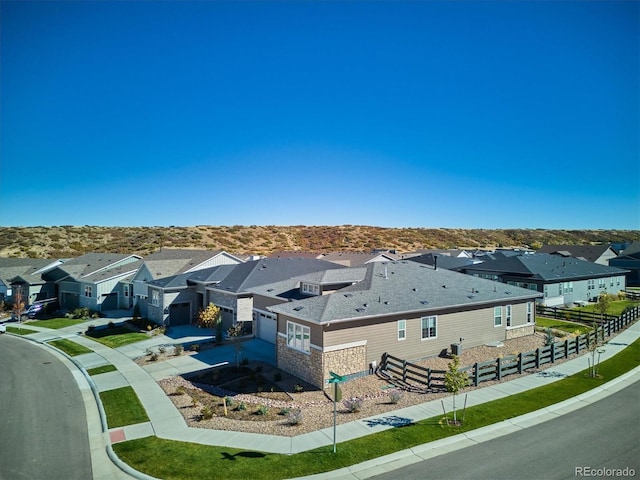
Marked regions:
[101,293,118,311]
[170,303,191,326]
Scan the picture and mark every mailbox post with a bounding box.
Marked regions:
[327,371,346,453]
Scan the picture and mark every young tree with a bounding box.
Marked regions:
[197,303,221,329]
[227,322,245,370]
[444,355,470,425]
[587,292,610,377]
[12,288,25,326]
[595,292,611,321]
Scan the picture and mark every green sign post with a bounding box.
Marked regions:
[327,371,346,453]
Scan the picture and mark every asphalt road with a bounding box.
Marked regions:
[372,380,640,480]
[0,334,93,480]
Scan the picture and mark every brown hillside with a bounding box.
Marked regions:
[0,225,638,259]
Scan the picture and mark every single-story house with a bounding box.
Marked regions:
[0,258,64,304]
[206,257,344,334]
[146,264,237,326]
[128,248,244,316]
[537,244,618,266]
[459,252,628,307]
[315,250,399,267]
[47,253,143,312]
[263,261,541,389]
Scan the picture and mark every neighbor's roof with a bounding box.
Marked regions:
[537,244,615,263]
[462,253,628,281]
[269,261,542,325]
[147,264,236,290]
[140,248,240,279]
[209,258,344,294]
[0,258,61,286]
[316,251,400,267]
[52,253,143,283]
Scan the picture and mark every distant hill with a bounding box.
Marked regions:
[0,225,638,259]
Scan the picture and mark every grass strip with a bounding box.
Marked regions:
[100,386,149,428]
[87,364,117,376]
[28,318,86,329]
[49,338,93,356]
[536,317,590,335]
[6,326,38,335]
[113,337,640,480]
[85,327,150,348]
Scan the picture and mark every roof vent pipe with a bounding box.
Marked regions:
[434,256,438,271]
[384,267,388,279]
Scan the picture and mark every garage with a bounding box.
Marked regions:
[170,303,191,326]
[61,292,79,310]
[257,311,277,344]
[101,293,118,311]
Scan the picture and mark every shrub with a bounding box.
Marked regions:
[545,327,554,346]
[287,408,303,425]
[150,352,159,362]
[278,407,290,416]
[174,344,184,356]
[200,406,213,420]
[190,344,200,352]
[256,405,269,416]
[158,345,166,355]
[175,386,186,396]
[388,390,404,404]
[294,384,304,393]
[236,401,246,411]
[224,396,234,408]
[343,397,363,413]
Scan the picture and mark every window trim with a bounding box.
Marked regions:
[286,321,310,353]
[421,315,437,340]
[506,305,512,327]
[397,319,406,341]
[494,306,503,327]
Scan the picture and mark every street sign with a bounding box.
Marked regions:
[326,371,347,453]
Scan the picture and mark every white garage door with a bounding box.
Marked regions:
[257,311,277,344]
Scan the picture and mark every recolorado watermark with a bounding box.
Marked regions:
[576,467,636,477]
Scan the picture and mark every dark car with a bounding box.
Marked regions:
[26,300,60,319]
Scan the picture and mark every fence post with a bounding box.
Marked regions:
[551,343,556,363]
[497,357,502,381]
[535,348,540,369]
[518,352,523,374]
[381,352,387,370]
[576,335,581,355]
[564,339,569,359]
[427,368,431,389]
[402,360,407,382]
[474,362,479,386]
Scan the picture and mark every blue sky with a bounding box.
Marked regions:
[1,0,638,229]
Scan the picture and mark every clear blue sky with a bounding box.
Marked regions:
[1,0,638,229]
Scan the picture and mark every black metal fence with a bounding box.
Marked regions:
[379,306,639,391]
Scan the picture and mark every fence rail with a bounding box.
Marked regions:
[536,305,616,324]
[379,305,638,391]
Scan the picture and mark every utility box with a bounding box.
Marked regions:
[451,343,462,356]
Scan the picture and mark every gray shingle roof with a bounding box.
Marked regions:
[141,248,233,278]
[269,261,541,325]
[0,258,60,286]
[538,244,614,263]
[147,264,236,289]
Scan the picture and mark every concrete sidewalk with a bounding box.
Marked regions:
[12,317,640,479]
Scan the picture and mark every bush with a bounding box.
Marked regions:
[388,390,404,404]
[256,405,269,416]
[343,397,363,413]
[287,408,303,425]
[175,386,186,396]
[236,401,246,411]
[200,406,213,420]
[294,384,304,393]
[174,344,184,356]
[158,346,166,355]
[190,344,200,352]
[224,396,234,408]
[278,407,290,416]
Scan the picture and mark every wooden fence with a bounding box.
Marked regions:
[379,305,639,391]
[536,305,616,324]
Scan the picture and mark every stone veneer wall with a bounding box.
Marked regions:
[505,324,535,340]
[276,337,367,389]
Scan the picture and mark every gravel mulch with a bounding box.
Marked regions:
[152,330,612,437]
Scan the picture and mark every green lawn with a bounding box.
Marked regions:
[85,327,149,348]
[100,386,150,428]
[48,338,93,356]
[28,318,87,329]
[536,317,590,335]
[574,299,639,317]
[87,364,117,376]
[114,337,640,480]
[6,325,38,335]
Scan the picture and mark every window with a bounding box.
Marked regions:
[617,277,621,286]
[588,279,595,290]
[397,320,406,340]
[151,290,159,307]
[494,306,502,327]
[506,305,512,327]
[123,285,129,297]
[558,284,563,296]
[598,278,606,289]
[544,285,549,297]
[287,321,310,353]
[610,277,614,287]
[421,316,437,339]
[527,302,533,323]
[84,286,92,297]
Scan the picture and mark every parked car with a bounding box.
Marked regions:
[0,322,6,334]
[26,300,60,319]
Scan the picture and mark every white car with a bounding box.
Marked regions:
[0,323,6,334]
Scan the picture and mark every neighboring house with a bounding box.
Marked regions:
[206,257,344,334]
[402,249,473,260]
[128,248,243,316]
[47,253,143,312]
[0,258,64,304]
[406,252,480,271]
[316,251,399,267]
[609,242,640,287]
[268,251,321,259]
[265,261,541,389]
[146,265,237,326]
[459,252,628,307]
[538,244,618,266]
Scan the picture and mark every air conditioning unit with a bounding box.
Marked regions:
[451,343,462,356]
